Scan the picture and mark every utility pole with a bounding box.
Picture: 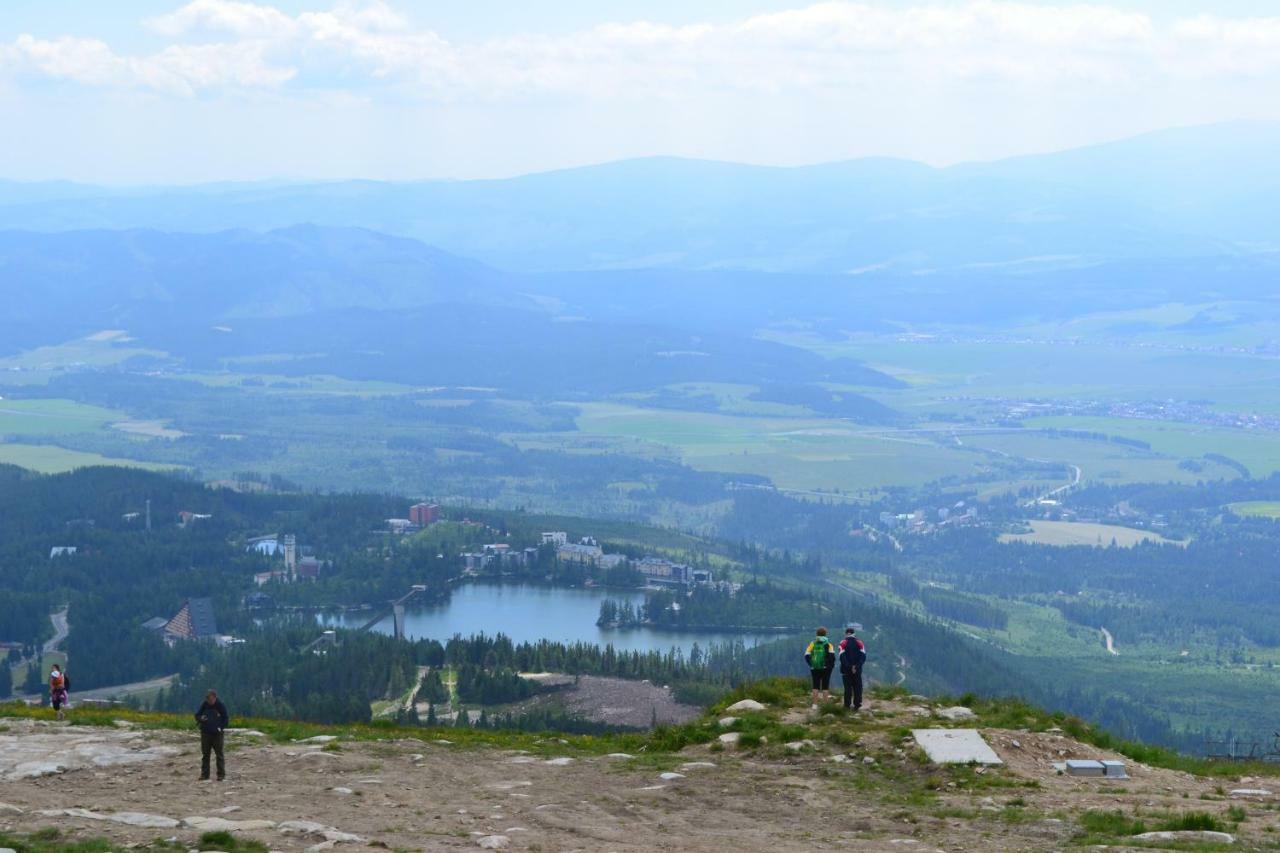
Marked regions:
[145,499,152,533]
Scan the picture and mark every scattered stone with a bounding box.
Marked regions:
[543,757,574,766]
[659,772,686,781]
[935,706,976,721]
[912,729,1002,766]
[0,803,23,815]
[785,740,818,753]
[1010,739,1022,749]
[1132,830,1235,845]
[906,706,930,716]
[277,821,365,845]
[298,752,337,760]
[1230,788,1272,798]
[434,739,453,745]
[605,753,634,760]
[680,762,716,770]
[718,717,738,727]
[476,836,509,850]
[507,756,537,764]
[487,781,532,791]
[183,816,276,832]
[826,754,850,763]
[718,732,741,747]
[331,787,354,795]
[724,699,766,713]
[907,694,929,702]
[638,785,667,791]
[295,735,338,744]
[862,756,877,765]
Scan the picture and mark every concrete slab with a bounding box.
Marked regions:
[912,729,1003,766]
[1101,760,1128,779]
[1065,759,1105,777]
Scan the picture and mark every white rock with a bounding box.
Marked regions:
[331,787,354,795]
[0,847,17,853]
[718,717,737,727]
[718,732,741,747]
[1230,788,1272,798]
[297,752,337,759]
[785,740,817,753]
[1133,830,1235,844]
[295,735,338,744]
[183,816,276,832]
[680,762,716,770]
[935,707,976,721]
[606,753,634,760]
[278,820,331,836]
[863,756,877,765]
[638,785,667,791]
[40,808,179,829]
[906,706,930,716]
[476,835,510,850]
[826,754,851,763]
[724,699,766,713]
[0,803,23,815]
[487,781,532,790]
[659,772,685,781]
[543,757,574,766]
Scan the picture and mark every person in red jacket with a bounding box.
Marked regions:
[838,625,866,711]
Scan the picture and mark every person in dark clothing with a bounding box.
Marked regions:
[194,689,229,781]
[803,627,836,708]
[838,625,867,711]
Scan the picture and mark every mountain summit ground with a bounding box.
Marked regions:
[2,685,1276,851]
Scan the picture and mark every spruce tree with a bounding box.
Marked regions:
[0,663,11,699]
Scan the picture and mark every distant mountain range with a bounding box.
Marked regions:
[0,122,1276,274]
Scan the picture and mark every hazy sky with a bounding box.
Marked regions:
[2,1,1279,182]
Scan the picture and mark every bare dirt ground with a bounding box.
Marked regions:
[1,698,1277,852]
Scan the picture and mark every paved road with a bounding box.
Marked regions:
[17,674,176,704]
[43,608,69,656]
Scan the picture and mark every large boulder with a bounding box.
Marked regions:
[724,699,767,713]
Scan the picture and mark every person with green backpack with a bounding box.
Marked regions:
[803,627,836,708]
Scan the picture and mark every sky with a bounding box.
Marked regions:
[1,0,1279,183]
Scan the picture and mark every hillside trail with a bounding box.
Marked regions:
[1,697,1275,852]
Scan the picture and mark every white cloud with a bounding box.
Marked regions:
[5,0,1280,100]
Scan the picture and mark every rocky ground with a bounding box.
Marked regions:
[514,675,700,728]
[1,695,1278,852]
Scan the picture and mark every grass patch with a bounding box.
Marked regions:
[198,831,269,853]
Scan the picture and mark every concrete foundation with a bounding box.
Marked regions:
[912,729,1003,766]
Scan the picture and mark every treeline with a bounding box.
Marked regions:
[597,583,831,630]
[156,625,417,723]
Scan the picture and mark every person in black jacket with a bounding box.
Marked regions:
[838,625,867,711]
[194,689,229,781]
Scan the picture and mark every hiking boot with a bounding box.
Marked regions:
[200,775,210,781]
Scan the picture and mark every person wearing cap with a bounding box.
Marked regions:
[838,625,867,711]
[194,689,229,781]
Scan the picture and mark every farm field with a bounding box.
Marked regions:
[0,442,179,474]
[1025,415,1280,479]
[999,520,1180,548]
[960,429,1240,485]
[573,402,988,493]
[1229,501,1280,519]
[0,399,127,436]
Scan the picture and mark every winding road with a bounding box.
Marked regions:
[43,608,69,656]
[1100,627,1119,656]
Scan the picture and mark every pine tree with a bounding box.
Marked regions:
[0,663,11,699]
[454,708,470,728]
[24,663,41,695]
[426,704,437,726]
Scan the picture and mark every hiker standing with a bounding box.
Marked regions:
[194,689,229,781]
[804,627,836,708]
[49,664,69,721]
[838,625,867,711]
